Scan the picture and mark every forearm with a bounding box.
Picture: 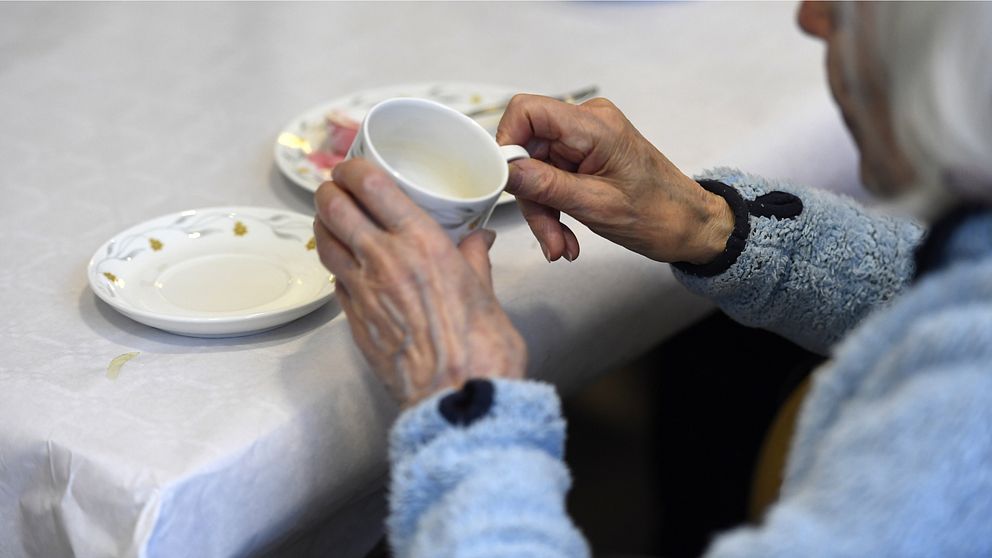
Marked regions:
[387,378,590,558]
[672,168,924,355]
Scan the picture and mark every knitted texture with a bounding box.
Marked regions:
[672,168,924,355]
[708,222,992,557]
[388,379,589,558]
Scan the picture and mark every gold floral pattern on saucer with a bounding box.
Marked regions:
[88,207,335,337]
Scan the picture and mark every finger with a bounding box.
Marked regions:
[496,94,545,147]
[516,197,566,261]
[506,157,586,213]
[314,180,382,255]
[548,148,580,174]
[525,138,551,162]
[561,222,581,262]
[458,229,497,291]
[331,159,430,232]
[496,94,588,153]
[313,218,360,281]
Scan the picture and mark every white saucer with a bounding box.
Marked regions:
[88,207,335,337]
[274,81,518,206]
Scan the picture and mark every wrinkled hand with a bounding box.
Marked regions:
[313,160,527,407]
[497,94,733,265]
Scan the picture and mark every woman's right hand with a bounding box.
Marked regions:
[496,94,734,265]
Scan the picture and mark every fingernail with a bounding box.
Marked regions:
[563,250,574,262]
[480,229,497,249]
[540,242,551,262]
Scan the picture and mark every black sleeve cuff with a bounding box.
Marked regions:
[672,180,752,278]
[438,379,495,427]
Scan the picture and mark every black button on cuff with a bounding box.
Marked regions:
[748,191,803,219]
[438,379,495,427]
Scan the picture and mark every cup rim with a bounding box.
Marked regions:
[360,97,509,204]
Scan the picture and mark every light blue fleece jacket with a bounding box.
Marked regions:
[386,168,992,557]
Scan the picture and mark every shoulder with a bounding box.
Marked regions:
[786,257,992,483]
[718,274,992,556]
[864,256,992,378]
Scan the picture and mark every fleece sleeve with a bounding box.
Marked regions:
[705,293,992,558]
[387,378,590,558]
[672,168,925,355]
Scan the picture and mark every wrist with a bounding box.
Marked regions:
[404,333,526,408]
[672,179,751,277]
[676,179,735,265]
[690,189,735,265]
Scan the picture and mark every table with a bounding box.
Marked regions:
[0,2,859,557]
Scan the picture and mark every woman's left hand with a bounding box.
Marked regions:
[313,159,527,407]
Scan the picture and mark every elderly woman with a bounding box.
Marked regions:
[313,2,992,556]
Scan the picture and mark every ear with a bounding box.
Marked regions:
[797,1,835,39]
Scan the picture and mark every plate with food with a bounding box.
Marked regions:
[274,82,520,203]
[88,207,335,337]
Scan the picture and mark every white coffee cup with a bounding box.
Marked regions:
[346,97,530,242]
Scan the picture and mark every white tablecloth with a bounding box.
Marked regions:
[0,2,859,557]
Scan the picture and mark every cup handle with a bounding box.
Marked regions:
[500,144,530,162]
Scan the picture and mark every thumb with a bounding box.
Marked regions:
[458,228,497,291]
[506,157,584,211]
[507,158,587,262]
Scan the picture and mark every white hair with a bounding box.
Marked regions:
[842,2,992,215]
